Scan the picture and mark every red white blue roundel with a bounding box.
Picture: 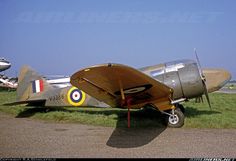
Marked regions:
[67,87,86,106]
[71,89,82,102]
[114,84,153,95]
[123,86,146,94]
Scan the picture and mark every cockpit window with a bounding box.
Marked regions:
[166,59,195,66]
[165,63,185,72]
[143,59,195,77]
[164,59,191,73]
[150,69,164,77]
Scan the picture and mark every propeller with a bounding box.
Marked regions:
[194,48,212,110]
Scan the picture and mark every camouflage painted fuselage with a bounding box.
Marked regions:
[14,59,231,108]
[15,65,108,107]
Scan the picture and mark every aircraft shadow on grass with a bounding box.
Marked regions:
[16,106,48,118]
[15,106,221,148]
[184,106,221,118]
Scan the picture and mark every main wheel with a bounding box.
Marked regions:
[166,109,185,128]
[175,104,185,113]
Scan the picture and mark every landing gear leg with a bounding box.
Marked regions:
[165,107,185,128]
[127,107,130,128]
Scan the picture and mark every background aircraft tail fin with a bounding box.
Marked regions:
[17,65,53,102]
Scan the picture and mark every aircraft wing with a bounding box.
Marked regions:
[71,63,173,109]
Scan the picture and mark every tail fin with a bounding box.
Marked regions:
[17,65,54,102]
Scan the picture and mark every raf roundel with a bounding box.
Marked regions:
[114,84,153,95]
[123,86,146,94]
[67,87,86,106]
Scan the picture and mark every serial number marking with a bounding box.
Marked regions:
[48,95,65,101]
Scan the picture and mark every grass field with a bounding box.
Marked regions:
[0,91,235,128]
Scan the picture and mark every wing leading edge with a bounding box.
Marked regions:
[71,63,174,110]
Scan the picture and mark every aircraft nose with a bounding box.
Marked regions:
[202,68,231,93]
[4,62,11,69]
[0,61,11,71]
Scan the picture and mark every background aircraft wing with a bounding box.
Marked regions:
[71,63,173,108]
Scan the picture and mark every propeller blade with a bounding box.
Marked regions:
[194,48,212,110]
[202,78,212,110]
[194,48,204,78]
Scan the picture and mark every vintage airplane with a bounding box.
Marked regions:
[7,56,231,128]
[0,75,18,89]
[0,58,11,72]
[0,74,71,90]
[70,58,231,128]
[45,76,71,88]
[0,58,18,90]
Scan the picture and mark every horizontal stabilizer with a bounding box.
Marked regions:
[4,99,46,106]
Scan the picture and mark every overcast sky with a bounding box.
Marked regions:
[1,0,235,79]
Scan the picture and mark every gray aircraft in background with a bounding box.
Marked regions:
[0,58,11,72]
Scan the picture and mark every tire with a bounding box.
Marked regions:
[166,109,185,128]
[175,104,185,113]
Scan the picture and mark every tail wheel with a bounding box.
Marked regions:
[166,108,185,128]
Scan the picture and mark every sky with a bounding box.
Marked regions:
[0,0,236,79]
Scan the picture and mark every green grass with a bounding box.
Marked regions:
[0,91,236,128]
[183,93,236,128]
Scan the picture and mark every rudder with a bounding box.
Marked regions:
[17,65,53,102]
